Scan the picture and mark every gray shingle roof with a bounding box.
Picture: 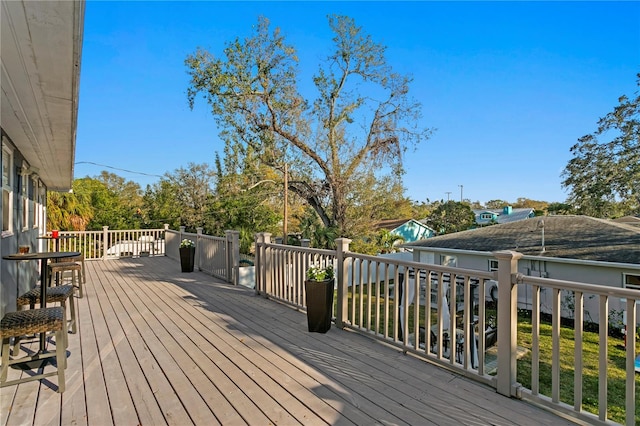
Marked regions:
[613,216,640,227]
[403,215,640,264]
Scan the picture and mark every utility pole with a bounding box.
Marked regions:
[445,191,451,201]
[458,184,463,202]
[283,163,288,244]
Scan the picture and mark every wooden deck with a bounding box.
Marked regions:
[1,256,580,425]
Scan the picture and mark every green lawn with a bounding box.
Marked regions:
[516,311,639,424]
[344,286,639,424]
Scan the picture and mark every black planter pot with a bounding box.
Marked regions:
[304,279,335,333]
[179,247,195,272]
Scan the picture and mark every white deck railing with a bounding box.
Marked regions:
[254,233,638,426]
[46,226,169,259]
[515,271,638,425]
[51,226,241,285]
[165,227,240,284]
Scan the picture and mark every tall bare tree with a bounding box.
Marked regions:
[186,15,432,237]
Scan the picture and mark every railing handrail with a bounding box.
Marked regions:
[347,251,497,280]
[517,273,640,299]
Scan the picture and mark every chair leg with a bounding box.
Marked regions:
[12,336,20,357]
[1,338,10,382]
[55,330,66,392]
[67,295,77,334]
[60,308,68,357]
[77,257,86,284]
[75,271,83,298]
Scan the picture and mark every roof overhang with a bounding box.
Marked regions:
[1,0,85,191]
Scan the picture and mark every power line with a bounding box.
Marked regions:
[74,161,164,178]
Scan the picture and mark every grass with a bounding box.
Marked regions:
[343,284,639,424]
[516,311,639,424]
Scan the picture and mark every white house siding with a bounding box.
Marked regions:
[412,247,640,327]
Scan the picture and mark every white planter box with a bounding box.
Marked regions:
[239,266,255,288]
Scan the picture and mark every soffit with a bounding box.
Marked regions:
[1,0,84,191]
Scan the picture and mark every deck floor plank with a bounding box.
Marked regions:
[87,262,144,425]
[1,257,580,426]
[166,272,452,423]
[144,258,383,425]
[126,260,299,425]
[1,340,41,426]
[105,267,229,425]
[94,260,197,426]
[74,272,112,426]
[172,280,418,424]
[142,274,344,425]
[93,265,177,426]
[59,298,88,426]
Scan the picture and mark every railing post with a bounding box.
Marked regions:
[196,227,203,272]
[493,250,523,397]
[335,237,351,328]
[225,230,240,285]
[254,233,264,295]
[102,226,109,260]
[255,233,272,297]
[263,233,272,298]
[163,224,169,256]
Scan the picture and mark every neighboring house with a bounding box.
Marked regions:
[374,218,436,244]
[474,205,535,226]
[402,215,640,325]
[1,1,84,317]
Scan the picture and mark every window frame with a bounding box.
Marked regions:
[21,166,29,230]
[2,139,14,236]
[488,259,498,272]
[623,273,640,291]
[31,175,39,228]
[36,181,46,230]
[440,254,457,267]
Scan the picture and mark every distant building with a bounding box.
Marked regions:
[474,206,535,226]
[374,219,435,244]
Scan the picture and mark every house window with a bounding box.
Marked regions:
[38,187,46,229]
[2,140,13,235]
[32,176,39,228]
[480,213,493,220]
[21,169,29,229]
[488,260,498,271]
[624,274,640,291]
[440,255,457,267]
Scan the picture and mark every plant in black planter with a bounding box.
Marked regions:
[179,239,196,272]
[304,263,335,333]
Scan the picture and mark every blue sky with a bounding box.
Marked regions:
[75,1,639,205]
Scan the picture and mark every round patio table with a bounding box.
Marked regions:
[3,251,80,352]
